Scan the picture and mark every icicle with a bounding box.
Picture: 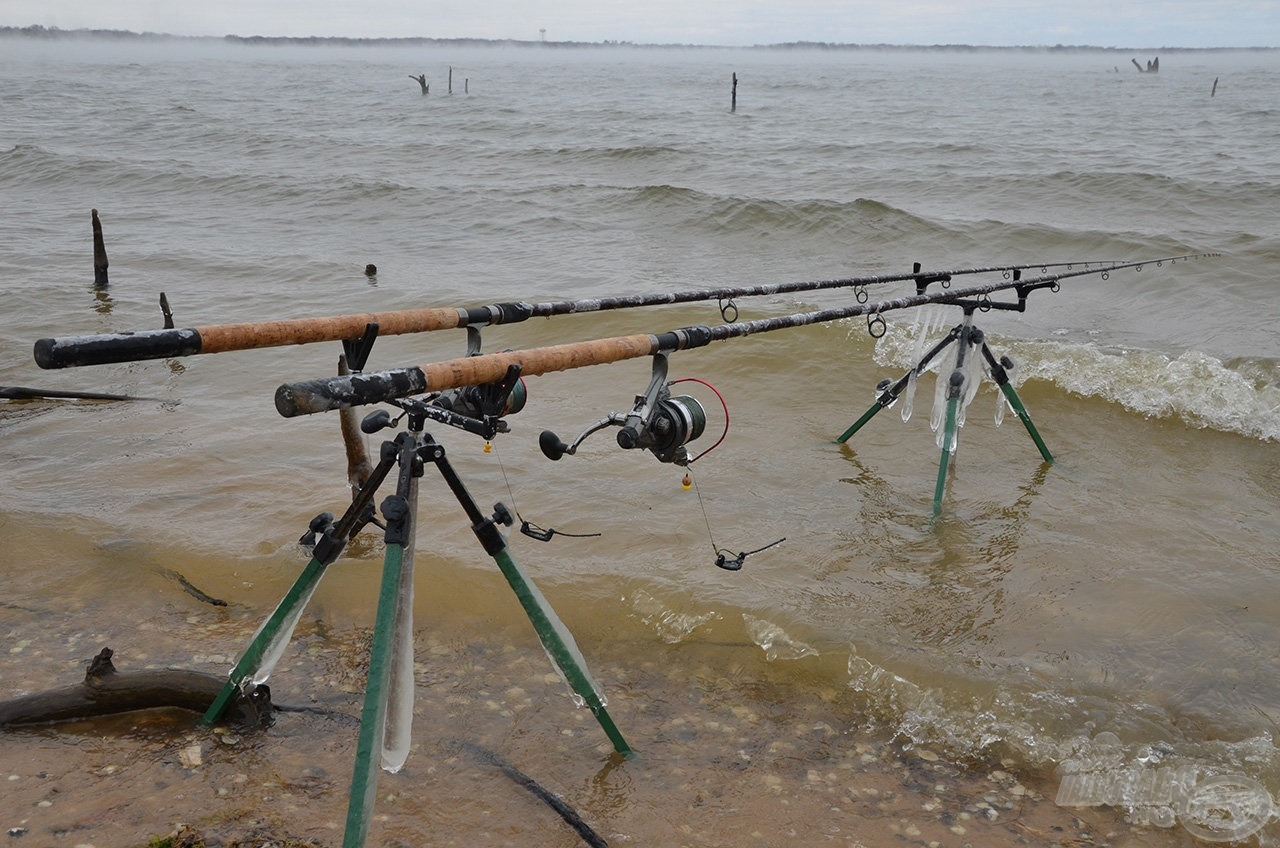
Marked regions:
[956,339,983,428]
[381,482,419,774]
[901,310,930,422]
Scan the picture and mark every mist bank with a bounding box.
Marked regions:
[3,24,1277,52]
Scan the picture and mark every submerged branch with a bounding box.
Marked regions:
[0,648,269,728]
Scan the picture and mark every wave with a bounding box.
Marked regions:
[0,141,424,219]
[530,144,686,164]
[618,582,1280,813]
[621,185,945,241]
[873,326,1280,442]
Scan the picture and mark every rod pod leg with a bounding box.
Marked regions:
[980,343,1053,464]
[836,329,960,444]
[932,316,975,517]
[426,442,632,757]
[344,433,423,848]
[836,400,886,444]
[201,449,397,726]
[933,376,963,516]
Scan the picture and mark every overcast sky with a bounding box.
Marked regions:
[6,1,1277,48]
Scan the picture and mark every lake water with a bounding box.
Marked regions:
[1,38,1279,846]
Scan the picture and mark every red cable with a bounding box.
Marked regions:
[669,378,728,464]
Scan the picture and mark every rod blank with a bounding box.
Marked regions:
[33,261,1123,370]
[273,255,1217,418]
[276,333,665,417]
[34,308,471,369]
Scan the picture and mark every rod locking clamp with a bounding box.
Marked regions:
[381,495,411,545]
[491,502,514,527]
[471,505,511,557]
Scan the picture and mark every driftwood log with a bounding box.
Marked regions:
[0,648,270,728]
[0,386,168,403]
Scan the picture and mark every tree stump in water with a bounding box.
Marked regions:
[91,209,109,287]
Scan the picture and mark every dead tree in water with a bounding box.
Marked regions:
[409,73,428,94]
[91,208,108,287]
[1131,57,1160,73]
[731,72,738,113]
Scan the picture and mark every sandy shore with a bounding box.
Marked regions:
[1,616,1189,848]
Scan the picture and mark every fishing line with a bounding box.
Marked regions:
[490,438,600,542]
[685,467,786,572]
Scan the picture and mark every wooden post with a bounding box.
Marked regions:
[159,292,175,329]
[1211,77,1219,97]
[465,78,469,94]
[91,209,108,287]
[448,66,453,95]
[731,72,738,113]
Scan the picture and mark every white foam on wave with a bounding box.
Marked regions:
[625,588,722,644]
[742,614,820,661]
[872,325,1280,443]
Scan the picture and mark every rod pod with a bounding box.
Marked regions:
[835,308,1053,515]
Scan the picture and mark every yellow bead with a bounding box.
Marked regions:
[483,441,492,454]
[681,473,692,491]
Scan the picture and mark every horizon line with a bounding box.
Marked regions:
[3,24,1276,52]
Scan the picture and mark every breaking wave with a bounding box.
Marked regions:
[873,327,1280,443]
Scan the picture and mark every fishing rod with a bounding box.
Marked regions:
[275,254,1216,418]
[33,259,1122,369]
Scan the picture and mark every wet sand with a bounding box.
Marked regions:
[2,610,1184,848]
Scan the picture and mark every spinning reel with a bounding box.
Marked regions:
[538,353,719,467]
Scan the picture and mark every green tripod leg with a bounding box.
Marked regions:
[836,329,960,445]
[344,432,421,848]
[428,441,632,757]
[981,343,1053,464]
[933,314,975,517]
[836,400,886,444]
[201,448,396,726]
[492,547,631,755]
[933,376,962,517]
[342,538,409,848]
[200,556,329,725]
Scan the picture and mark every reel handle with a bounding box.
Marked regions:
[539,430,571,461]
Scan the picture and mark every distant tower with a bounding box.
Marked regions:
[539,28,546,41]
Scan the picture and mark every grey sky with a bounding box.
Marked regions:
[6,0,1278,48]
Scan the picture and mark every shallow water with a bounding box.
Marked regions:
[2,38,1279,846]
